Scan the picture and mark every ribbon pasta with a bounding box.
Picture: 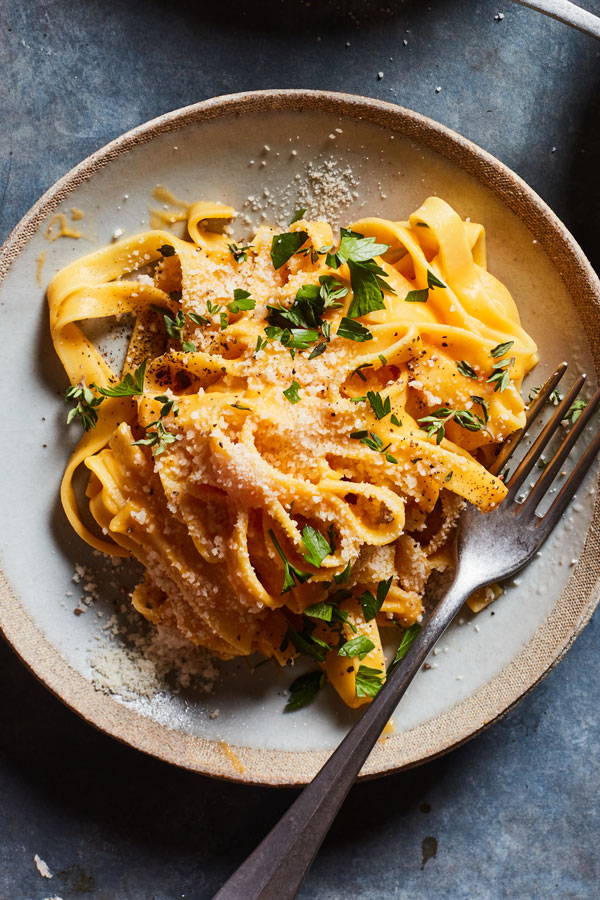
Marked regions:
[48,196,537,708]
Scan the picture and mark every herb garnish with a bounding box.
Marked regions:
[301,525,333,568]
[326,228,394,318]
[355,665,384,698]
[338,635,375,659]
[487,356,515,392]
[182,341,197,352]
[269,530,311,593]
[188,311,210,326]
[289,208,307,225]
[563,398,587,424]
[337,317,373,342]
[456,360,477,379]
[366,391,391,420]
[271,231,309,269]
[228,242,252,263]
[418,406,487,444]
[284,670,324,712]
[303,601,334,622]
[490,340,514,358]
[132,394,179,456]
[390,623,421,667]
[163,310,186,342]
[98,359,147,397]
[350,429,397,463]
[65,384,104,431]
[283,381,301,404]
[360,577,393,622]
[404,288,429,303]
[285,626,329,662]
[228,289,256,313]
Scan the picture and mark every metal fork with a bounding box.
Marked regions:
[214,363,600,900]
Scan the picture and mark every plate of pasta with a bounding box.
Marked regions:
[0,91,598,784]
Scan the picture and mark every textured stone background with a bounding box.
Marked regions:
[1,1,599,898]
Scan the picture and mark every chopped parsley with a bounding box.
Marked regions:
[404,288,429,303]
[271,230,309,269]
[289,208,307,225]
[303,601,335,622]
[285,626,329,662]
[366,390,391,420]
[355,665,384,698]
[326,228,394,318]
[308,342,327,359]
[269,530,311,593]
[228,289,256,313]
[390,413,402,427]
[182,341,197,352]
[301,525,333,567]
[563,398,587,424]
[427,269,446,289]
[98,359,147,397]
[360,577,393,622]
[390,623,421,667]
[336,317,373,342]
[338,634,375,659]
[284,670,324,712]
[283,380,301,404]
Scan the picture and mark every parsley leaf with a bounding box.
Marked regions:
[289,208,306,225]
[338,635,375,659]
[418,405,487,443]
[563,398,587,424]
[286,626,329,662]
[283,381,301,404]
[271,231,309,269]
[404,289,430,303]
[391,623,421,666]
[308,342,327,359]
[301,525,332,568]
[284,670,324,712]
[182,341,197,352]
[360,577,392,621]
[427,269,446,289]
[326,228,393,319]
[355,665,384,698]
[228,289,256,313]
[337,317,373,342]
[303,601,334,622]
[334,561,352,584]
[228,242,252,263]
[366,391,391,420]
[269,530,311,593]
[98,360,147,397]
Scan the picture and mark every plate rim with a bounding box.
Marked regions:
[0,88,598,786]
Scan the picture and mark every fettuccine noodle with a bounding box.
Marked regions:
[48,196,537,708]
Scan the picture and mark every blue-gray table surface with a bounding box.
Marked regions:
[1,1,599,898]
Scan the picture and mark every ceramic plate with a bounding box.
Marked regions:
[1,91,599,785]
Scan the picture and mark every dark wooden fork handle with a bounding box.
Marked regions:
[213,576,470,900]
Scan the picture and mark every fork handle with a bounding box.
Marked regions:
[213,575,470,900]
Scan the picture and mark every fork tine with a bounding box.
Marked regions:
[536,427,600,535]
[506,374,586,496]
[521,386,600,514]
[489,362,568,476]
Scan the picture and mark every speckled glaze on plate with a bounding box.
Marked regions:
[0,90,598,786]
